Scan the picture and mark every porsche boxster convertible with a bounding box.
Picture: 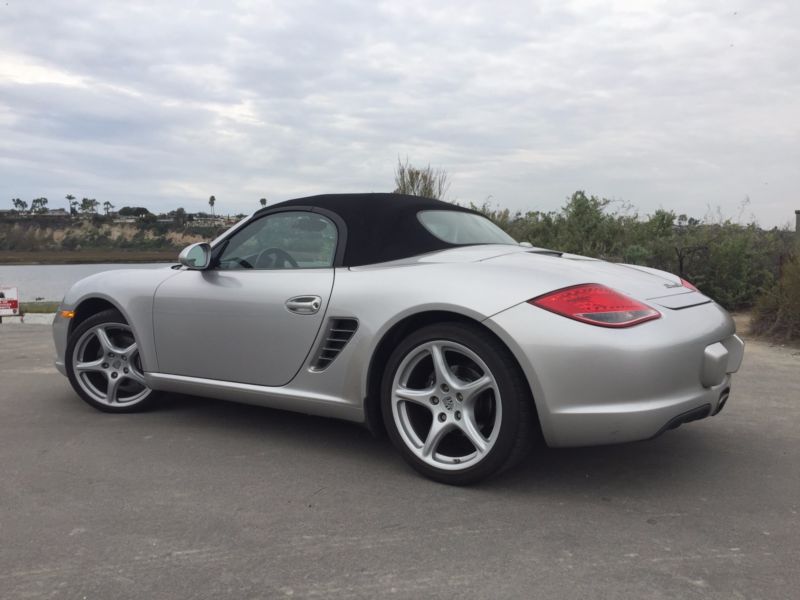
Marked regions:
[53,193,744,484]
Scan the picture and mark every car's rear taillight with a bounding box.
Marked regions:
[529,284,661,328]
[680,278,698,292]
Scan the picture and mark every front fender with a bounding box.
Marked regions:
[57,267,180,372]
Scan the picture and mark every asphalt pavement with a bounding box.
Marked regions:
[1,325,798,599]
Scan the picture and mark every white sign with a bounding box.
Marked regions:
[0,286,20,316]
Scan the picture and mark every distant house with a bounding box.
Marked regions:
[190,216,226,227]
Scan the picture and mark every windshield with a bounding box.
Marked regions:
[418,210,517,245]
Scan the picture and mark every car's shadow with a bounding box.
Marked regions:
[150,393,726,494]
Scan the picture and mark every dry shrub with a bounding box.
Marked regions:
[751,254,800,342]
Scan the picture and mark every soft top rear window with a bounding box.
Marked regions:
[418,210,517,246]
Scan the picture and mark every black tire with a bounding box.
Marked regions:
[381,322,536,485]
[65,308,159,413]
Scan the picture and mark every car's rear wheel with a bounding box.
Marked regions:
[381,322,535,485]
[65,309,158,412]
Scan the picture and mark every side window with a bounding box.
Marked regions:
[217,212,338,270]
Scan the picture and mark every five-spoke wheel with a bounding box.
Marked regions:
[66,309,157,412]
[382,323,535,485]
[391,340,501,469]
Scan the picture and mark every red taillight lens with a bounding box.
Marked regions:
[680,278,698,292]
[529,284,661,328]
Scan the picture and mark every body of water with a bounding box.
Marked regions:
[0,263,172,302]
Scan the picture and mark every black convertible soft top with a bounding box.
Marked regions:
[255,193,483,267]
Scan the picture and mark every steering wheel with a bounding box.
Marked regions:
[255,247,299,269]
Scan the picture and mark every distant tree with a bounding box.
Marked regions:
[80,197,99,214]
[118,206,152,217]
[30,197,49,214]
[65,194,76,215]
[557,191,615,256]
[260,197,267,208]
[208,195,216,217]
[173,207,187,226]
[102,200,115,215]
[670,213,702,272]
[393,157,450,200]
[11,198,28,213]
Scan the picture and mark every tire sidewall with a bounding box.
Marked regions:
[381,322,525,485]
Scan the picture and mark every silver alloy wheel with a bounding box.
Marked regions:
[71,323,151,406]
[390,340,502,471]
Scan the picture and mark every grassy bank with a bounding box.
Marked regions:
[0,249,178,265]
[19,301,60,313]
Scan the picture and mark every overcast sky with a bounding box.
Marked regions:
[1,0,798,227]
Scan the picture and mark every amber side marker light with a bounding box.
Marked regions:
[529,283,661,328]
[60,310,75,319]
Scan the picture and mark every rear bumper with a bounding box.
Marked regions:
[485,300,744,447]
[549,375,733,446]
[653,384,731,438]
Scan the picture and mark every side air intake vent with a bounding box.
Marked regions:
[311,318,358,371]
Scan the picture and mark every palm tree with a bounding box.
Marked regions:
[260,198,267,207]
[66,195,79,216]
[103,200,115,215]
[208,195,216,217]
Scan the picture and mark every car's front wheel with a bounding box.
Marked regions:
[65,309,158,412]
[382,322,535,485]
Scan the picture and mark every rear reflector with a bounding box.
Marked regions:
[529,284,661,328]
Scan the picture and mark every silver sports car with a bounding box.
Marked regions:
[53,193,744,484]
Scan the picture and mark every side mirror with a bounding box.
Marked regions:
[179,242,211,270]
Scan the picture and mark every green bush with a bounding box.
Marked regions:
[478,191,795,313]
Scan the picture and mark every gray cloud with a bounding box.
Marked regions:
[1,0,798,226]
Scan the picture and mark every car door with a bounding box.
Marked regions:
[153,210,338,387]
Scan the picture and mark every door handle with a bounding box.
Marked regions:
[285,295,322,315]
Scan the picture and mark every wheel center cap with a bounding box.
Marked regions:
[112,359,121,369]
[442,396,454,411]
